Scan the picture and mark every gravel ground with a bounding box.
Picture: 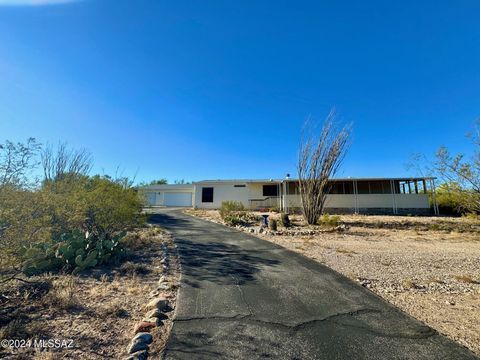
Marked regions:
[187,210,480,356]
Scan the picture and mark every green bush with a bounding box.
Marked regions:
[2,175,143,276]
[318,213,341,228]
[464,213,479,220]
[280,213,291,227]
[434,182,480,215]
[219,201,245,220]
[41,175,145,238]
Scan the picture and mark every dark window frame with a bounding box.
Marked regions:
[262,184,279,197]
[201,187,214,203]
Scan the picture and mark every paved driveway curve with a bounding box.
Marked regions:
[150,209,477,360]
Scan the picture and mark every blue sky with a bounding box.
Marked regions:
[0,0,478,183]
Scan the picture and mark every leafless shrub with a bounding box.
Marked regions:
[297,110,351,224]
[41,142,92,182]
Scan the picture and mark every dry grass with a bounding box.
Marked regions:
[41,277,79,311]
[335,248,357,255]
[0,320,29,339]
[402,279,417,289]
[0,226,178,359]
[32,352,56,360]
[121,225,164,251]
[119,261,150,277]
[453,275,480,284]
[97,300,129,319]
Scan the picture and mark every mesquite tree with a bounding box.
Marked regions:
[434,119,480,213]
[297,111,351,224]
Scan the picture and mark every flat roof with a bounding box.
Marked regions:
[139,184,194,190]
[195,177,435,184]
[194,179,283,184]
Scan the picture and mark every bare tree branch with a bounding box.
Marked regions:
[297,110,351,224]
[41,142,93,182]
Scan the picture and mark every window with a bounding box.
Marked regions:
[369,181,391,194]
[202,187,214,202]
[343,181,354,194]
[357,181,370,194]
[287,182,297,194]
[263,184,278,196]
[234,184,246,187]
[329,182,343,194]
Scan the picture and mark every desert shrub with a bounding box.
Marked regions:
[280,213,291,227]
[318,213,341,228]
[223,214,247,227]
[268,218,277,231]
[464,212,480,221]
[4,176,143,276]
[0,140,145,278]
[219,201,245,219]
[220,201,250,226]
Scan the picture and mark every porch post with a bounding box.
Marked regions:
[353,180,359,214]
[431,178,439,216]
[390,180,397,215]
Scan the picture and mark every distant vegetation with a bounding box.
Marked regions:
[410,119,480,216]
[0,139,145,280]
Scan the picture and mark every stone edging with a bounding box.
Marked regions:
[123,234,179,360]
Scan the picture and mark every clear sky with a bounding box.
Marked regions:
[0,0,478,183]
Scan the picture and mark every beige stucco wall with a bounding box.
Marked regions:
[194,183,250,209]
[192,183,430,210]
[194,182,282,209]
[394,194,430,208]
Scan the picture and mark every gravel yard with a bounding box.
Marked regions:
[0,226,180,359]
[186,209,480,356]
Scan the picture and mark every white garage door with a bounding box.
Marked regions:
[164,192,192,207]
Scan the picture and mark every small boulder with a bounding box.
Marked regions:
[146,297,170,311]
[126,339,149,354]
[124,349,148,360]
[142,317,163,326]
[149,290,160,297]
[146,308,168,319]
[133,321,156,334]
[158,283,171,291]
[132,332,153,344]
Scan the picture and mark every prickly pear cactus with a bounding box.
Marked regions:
[23,229,127,276]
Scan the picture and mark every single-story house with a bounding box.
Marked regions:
[140,177,439,215]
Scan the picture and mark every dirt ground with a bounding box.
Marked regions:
[187,209,480,356]
[0,225,179,359]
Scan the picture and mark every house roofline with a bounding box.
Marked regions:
[194,177,436,184]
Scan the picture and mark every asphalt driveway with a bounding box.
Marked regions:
[150,209,477,360]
